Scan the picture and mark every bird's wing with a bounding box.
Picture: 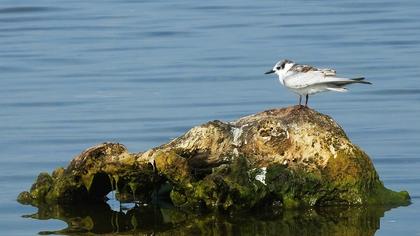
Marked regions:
[319,68,336,76]
[286,72,369,89]
[313,77,371,85]
[284,71,327,88]
[289,64,336,75]
[286,64,336,78]
[289,64,319,73]
[285,63,361,89]
[285,61,367,89]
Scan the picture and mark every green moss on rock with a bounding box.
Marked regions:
[18,106,410,212]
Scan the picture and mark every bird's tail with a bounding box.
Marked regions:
[323,77,371,92]
[314,77,372,90]
[350,77,372,84]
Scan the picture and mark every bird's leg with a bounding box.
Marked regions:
[298,95,302,106]
[305,94,309,107]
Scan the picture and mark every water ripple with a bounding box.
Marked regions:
[373,157,420,164]
[1,0,420,234]
[2,101,91,108]
[365,89,420,95]
[0,6,59,14]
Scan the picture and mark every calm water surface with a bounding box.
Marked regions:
[1,0,419,235]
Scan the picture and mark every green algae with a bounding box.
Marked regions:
[112,175,120,193]
[155,150,191,185]
[367,184,410,206]
[128,182,137,200]
[81,174,95,192]
[18,144,159,205]
[165,156,269,212]
[18,144,411,211]
[108,174,115,192]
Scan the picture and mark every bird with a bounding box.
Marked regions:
[264,59,371,107]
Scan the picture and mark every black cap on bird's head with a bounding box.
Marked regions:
[265,59,294,74]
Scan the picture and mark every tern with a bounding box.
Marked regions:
[265,59,371,106]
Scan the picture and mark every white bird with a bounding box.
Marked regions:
[265,59,371,106]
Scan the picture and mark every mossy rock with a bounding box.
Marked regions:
[18,106,410,212]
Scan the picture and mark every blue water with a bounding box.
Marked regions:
[1,0,420,235]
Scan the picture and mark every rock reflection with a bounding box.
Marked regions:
[23,202,396,236]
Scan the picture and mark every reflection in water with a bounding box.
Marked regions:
[23,201,396,236]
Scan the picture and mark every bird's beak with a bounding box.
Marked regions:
[264,70,275,74]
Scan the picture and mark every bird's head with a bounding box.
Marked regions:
[265,59,295,76]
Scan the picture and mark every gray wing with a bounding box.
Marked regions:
[285,63,369,88]
[284,70,329,88]
[285,71,369,89]
[289,64,336,76]
[314,77,371,86]
[289,64,319,73]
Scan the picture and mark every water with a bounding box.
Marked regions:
[1,0,419,235]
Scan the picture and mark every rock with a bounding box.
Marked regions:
[18,106,410,211]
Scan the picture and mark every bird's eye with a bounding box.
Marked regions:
[276,66,281,70]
